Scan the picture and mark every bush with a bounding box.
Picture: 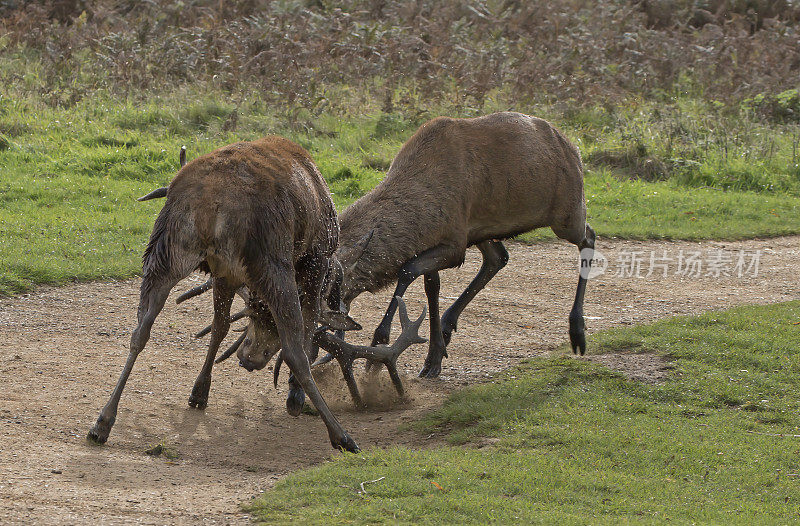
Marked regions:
[2,1,800,110]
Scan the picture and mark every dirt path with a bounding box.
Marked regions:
[1,237,798,524]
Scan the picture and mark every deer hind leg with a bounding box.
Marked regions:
[257,264,358,452]
[567,224,596,355]
[440,240,509,347]
[188,277,236,409]
[285,254,328,417]
[88,275,181,444]
[369,243,466,371]
[553,221,596,356]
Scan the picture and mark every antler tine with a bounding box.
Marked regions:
[392,296,428,350]
[214,330,247,364]
[312,352,335,367]
[384,297,427,396]
[176,277,213,304]
[137,187,168,201]
[313,297,427,404]
[179,145,187,167]
[311,330,365,409]
[195,307,250,338]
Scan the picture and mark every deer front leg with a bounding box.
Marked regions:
[440,240,508,346]
[265,272,358,452]
[88,278,176,444]
[370,243,466,371]
[420,271,447,378]
[188,277,236,409]
[283,253,329,416]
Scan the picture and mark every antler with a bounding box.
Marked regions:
[194,307,249,338]
[186,284,251,338]
[136,146,186,201]
[214,330,248,364]
[313,297,427,408]
[176,277,213,304]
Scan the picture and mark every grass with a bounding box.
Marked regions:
[247,301,800,524]
[1,90,800,295]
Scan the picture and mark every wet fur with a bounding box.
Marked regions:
[89,136,360,452]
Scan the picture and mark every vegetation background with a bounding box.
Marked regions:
[2,0,800,294]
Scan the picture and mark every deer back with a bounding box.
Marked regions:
[150,136,338,285]
[337,112,585,294]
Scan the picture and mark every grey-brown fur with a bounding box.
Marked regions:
[88,136,359,452]
[336,112,596,377]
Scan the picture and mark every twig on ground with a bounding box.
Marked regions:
[359,476,385,494]
[747,430,800,438]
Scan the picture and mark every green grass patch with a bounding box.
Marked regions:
[1,89,800,294]
[248,301,800,524]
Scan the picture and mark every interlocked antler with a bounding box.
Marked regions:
[176,277,213,304]
[185,283,251,338]
[312,297,427,408]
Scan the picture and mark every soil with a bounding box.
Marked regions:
[1,236,798,524]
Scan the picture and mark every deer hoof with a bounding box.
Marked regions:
[286,388,305,417]
[569,312,586,355]
[442,329,454,346]
[370,328,390,347]
[441,317,457,346]
[188,378,211,409]
[333,433,360,453]
[418,362,442,378]
[569,329,586,356]
[87,415,114,444]
[187,395,208,410]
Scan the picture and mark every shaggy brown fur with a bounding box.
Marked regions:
[88,136,359,452]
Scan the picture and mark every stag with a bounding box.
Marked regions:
[87,136,423,452]
[334,112,595,377]
[159,112,595,402]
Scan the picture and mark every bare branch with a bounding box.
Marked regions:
[359,476,385,495]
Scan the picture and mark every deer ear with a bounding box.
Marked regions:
[352,229,374,261]
[346,229,375,272]
[318,310,362,332]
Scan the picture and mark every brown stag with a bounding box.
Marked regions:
[87,136,423,452]
[334,111,595,377]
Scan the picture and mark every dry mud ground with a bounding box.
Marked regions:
[1,237,799,524]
